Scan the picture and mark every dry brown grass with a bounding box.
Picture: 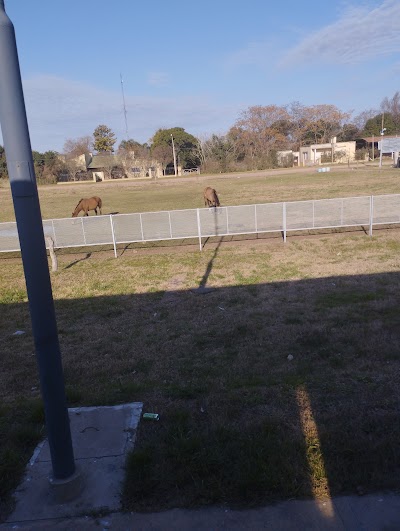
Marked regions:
[1,165,400,222]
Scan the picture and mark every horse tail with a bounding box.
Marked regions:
[213,190,220,207]
[97,197,102,208]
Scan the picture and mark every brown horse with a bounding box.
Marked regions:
[72,196,102,217]
[203,187,220,207]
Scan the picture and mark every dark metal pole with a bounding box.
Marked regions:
[0,0,75,480]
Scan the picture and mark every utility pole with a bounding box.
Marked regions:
[0,0,76,483]
[379,113,386,169]
[171,133,177,176]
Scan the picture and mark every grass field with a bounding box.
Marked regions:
[0,164,400,222]
[1,166,400,519]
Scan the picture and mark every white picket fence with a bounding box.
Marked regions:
[1,194,400,257]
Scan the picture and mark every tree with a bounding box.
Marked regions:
[200,134,235,172]
[232,105,290,169]
[286,102,351,147]
[151,145,173,174]
[300,105,350,145]
[62,139,89,181]
[118,139,150,160]
[151,127,199,168]
[63,136,92,157]
[352,109,379,132]
[0,145,8,179]
[381,92,400,130]
[31,150,62,183]
[93,125,117,153]
[336,123,360,142]
[363,113,396,136]
[32,150,45,179]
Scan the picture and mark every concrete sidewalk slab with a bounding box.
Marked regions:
[2,493,400,530]
[4,401,400,530]
[6,403,142,523]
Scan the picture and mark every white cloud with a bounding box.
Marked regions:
[281,0,400,66]
[0,75,239,152]
[225,41,276,70]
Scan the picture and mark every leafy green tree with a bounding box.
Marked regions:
[93,124,117,153]
[32,150,45,179]
[336,123,360,141]
[202,134,235,172]
[118,139,149,159]
[31,150,62,183]
[151,127,200,168]
[0,145,8,179]
[363,113,396,136]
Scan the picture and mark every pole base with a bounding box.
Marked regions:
[49,465,84,503]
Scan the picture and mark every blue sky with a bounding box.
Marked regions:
[1,0,399,152]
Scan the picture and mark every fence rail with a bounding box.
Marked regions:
[1,194,400,257]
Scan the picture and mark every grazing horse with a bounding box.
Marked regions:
[72,196,102,217]
[203,187,220,208]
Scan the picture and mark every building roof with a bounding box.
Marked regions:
[86,154,116,169]
[360,135,400,143]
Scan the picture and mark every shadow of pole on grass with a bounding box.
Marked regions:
[192,207,222,295]
[64,253,92,270]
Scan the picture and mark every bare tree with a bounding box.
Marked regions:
[232,105,290,168]
[300,105,350,145]
[63,136,93,157]
[151,145,173,175]
[352,109,379,133]
[198,134,235,172]
[62,157,83,181]
[381,92,400,129]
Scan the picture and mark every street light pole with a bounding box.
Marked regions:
[171,134,177,176]
[0,0,76,481]
[379,128,386,169]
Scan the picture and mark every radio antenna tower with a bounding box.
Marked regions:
[120,73,129,139]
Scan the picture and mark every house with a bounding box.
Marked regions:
[358,135,400,162]
[85,153,163,181]
[299,138,356,166]
[276,150,299,167]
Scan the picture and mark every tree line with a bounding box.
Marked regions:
[0,92,399,182]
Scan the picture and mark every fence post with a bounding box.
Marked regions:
[283,202,287,243]
[341,199,344,226]
[80,217,86,245]
[196,208,202,251]
[168,211,173,239]
[110,214,117,258]
[312,200,315,229]
[45,236,58,271]
[369,196,374,237]
[139,213,144,241]
[51,219,57,247]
